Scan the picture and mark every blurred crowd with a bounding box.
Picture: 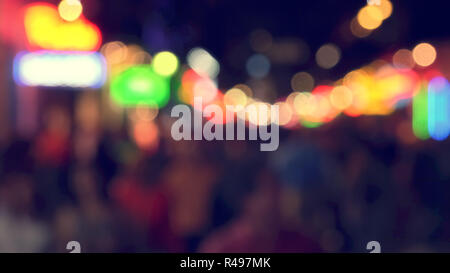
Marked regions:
[0,100,448,253]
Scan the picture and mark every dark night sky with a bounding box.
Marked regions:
[85,0,450,94]
[93,0,450,49]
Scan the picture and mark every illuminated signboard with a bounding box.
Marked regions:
[23,2,102,52]
[14,51,106,88]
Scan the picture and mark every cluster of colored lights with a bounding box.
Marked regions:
[110,51,178,108]
[172,42,449,142]
[100,41,180,150]
[80,37,450,142]
[10,1,450,145]
[351,0,393,38]
[14,1,105,88]
[413,76,450,141]
[178,58,412,128]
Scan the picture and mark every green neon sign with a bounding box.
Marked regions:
[111,66,170,108]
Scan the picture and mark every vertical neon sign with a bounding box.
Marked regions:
[412,82,429,140]
[428,77,450,141]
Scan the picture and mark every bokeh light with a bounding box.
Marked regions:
[377,0,393,20]
[293,92,316,117]
[291,72,314,92]
[312,86,337,122]
[357,5,383,30]
[246,54,271,78]
[193,78,219,104]
[286,92,301,107]
[274,101,293,126]
[330,86,353,110]
[131,121,159,151]
[101,41,128,65]
[315,44,341,69]
[2,0,450,255]
[412,43,437,67]
[187,47,220,79]
[246,102,272,126]
[152,51,179,77]
[224,88,248,111]
[101,43,153,80]
[179,69,202,104]
[232,84,253,98]
[58,0,83,22]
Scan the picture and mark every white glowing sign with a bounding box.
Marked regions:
[14,51,106,88]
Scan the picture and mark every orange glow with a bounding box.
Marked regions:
[293,93,316,120]
[180,69,219,106]
[132,121,159,151]
[357,6,383,30]
[347,69,393,116]
[343,70,372,117]
[101,41,128,65]
[232,84,253,98]
[246,102,272,126]
[179,69,202,104]
[24,3,102,51]
[224,88,248,110]
[412,43,437,67]
[311,85,333,96]
[311,86,339,122]
[274,101,294,126]
[340,65,420,117]
[330,86,353,110]
[375,68,419,105]
[377,0,393,20]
